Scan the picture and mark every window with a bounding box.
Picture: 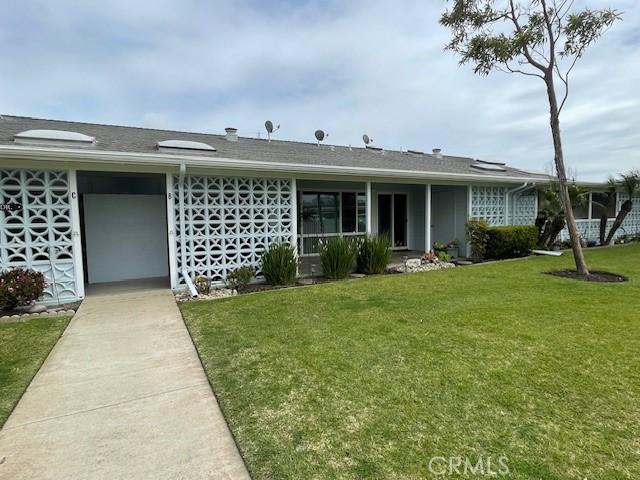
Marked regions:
[573,201,590,220]
[299,191,367,254]
[591,192,617,219]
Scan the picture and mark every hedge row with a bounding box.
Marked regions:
[485,225,538,260]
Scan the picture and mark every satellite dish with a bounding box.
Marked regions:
[315,130,325,142]
[362,134,371,145]
[265,120,280,141]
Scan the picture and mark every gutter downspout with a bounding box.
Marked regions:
[505,182,532,225]
[178,163,198,298]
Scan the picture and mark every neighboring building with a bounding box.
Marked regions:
[0,115,636,304]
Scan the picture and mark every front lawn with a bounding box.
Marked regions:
[0,316,71,427]
[181,245,640,480]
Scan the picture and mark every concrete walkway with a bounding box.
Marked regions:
[0,280,250,480]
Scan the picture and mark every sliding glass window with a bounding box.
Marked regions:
[298,191,367,255]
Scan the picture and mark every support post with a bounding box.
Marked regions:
[291,178,298,253]
[166,173,178,289]
[68,169,85,300]
[425,184,432,252]
[365,181,372,234]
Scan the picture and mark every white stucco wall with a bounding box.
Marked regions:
[83,194,168,283]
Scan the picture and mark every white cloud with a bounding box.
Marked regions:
[0,0,637,180]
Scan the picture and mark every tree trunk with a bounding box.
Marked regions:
[605,200,632,245]
[545,73,590,275]
[547,215,566,249]
[599,212,608,245]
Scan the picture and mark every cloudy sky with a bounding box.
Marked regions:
[1,0,637,181]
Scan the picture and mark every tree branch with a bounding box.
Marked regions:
[540,0,557,74]
[508,0,549,73]
[499,62,545,79]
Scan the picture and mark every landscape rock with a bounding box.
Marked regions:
[386,259,456,274]
[28,304,47,314]
[405,258,422,268]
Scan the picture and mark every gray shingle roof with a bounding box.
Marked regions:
[0,115,550,181]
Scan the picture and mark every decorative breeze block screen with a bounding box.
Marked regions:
[511,190,537,225]
[0,169,78,303]
[173,175,294,284]
[559,193,640,243]
[470,186,506,226]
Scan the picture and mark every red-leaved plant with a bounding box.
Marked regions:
[0,268,46,311]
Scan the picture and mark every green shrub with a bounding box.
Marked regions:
[437,251,452,262]
[261,243,298,285]
[356,234,392,274]
[0,267,46,310]
[466,219,489,262]
[485,225,538,259]
[226,265,255,292]
[320,236,357,279]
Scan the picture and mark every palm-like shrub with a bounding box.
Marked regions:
[320,236,357,279]
[356,234,391,275]
[261,243,297,285]
[605,170,640,245]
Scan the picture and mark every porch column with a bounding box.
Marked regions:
[290,178,298,252]
[365,181,372,234]
[166,173,178,290]
[425,183,431,252]
[68,169,85,300]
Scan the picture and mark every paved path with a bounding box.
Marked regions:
[0,280,250,480]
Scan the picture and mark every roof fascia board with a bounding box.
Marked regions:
[0,144,554,184]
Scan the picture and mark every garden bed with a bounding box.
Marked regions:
[545,269,628,283]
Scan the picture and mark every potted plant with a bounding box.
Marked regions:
[445,240,460,258]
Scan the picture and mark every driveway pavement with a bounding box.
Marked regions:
[0,279,250,480]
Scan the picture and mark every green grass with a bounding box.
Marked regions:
[0,316,71,427]
[181,245,640,480]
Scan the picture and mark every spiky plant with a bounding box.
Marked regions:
[356,234,392,274]
[605,171,640,245]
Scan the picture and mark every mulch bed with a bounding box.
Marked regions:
[545,270,628,283]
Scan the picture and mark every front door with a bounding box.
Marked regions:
[378,193,408,249]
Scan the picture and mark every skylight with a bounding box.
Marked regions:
[470,162,507,172]
[157,139,216,153]
[14,129,96,147]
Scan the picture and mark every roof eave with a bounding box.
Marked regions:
[0,144,553,184]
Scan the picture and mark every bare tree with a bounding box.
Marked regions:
[440,0,620,275]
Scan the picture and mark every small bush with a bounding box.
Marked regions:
[485,225,538,259]
[226,266,255,292]
[0,267,46,311]
[261,243,297,285]
[194,275,210,295]
[320,236,357,279]
[466,219,489,262]
[356,234,391,274]
[437,251,452,262]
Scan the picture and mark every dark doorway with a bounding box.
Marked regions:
[378,193,407,249]
[393,193,407,248]
[378,194,392,239]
